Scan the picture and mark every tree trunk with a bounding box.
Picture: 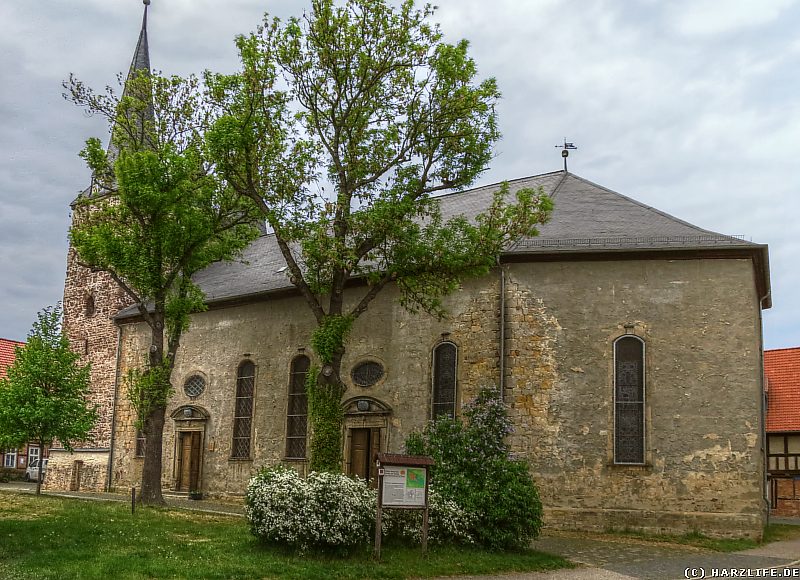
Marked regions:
[139,308,168,506]
[309,350,347,473]
[139,404,167,505]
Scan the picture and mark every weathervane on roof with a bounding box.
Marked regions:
[555,139,577,172]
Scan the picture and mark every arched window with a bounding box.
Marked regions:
[232,361,255,459]
[286,355,310,459]
[432,342,457,419]
[614,336,645,464]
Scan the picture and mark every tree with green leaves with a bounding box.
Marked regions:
[206,0,552,471]
[65,70,260,504]
[0,304,96,495]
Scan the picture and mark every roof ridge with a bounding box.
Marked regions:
[563,173,749,243]
[549,170,570,200]
[430,169,567,201]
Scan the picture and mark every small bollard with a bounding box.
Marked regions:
[131,486,136,514]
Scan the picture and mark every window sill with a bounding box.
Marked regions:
[228,457,253,462]
[608,462,651,471]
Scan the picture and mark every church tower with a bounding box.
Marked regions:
[48,2,152,493]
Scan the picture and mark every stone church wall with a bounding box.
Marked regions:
[110,278,501,495]
[504,258,765,539]
[108,256,766,538]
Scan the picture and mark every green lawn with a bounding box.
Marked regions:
[0,492,570,579]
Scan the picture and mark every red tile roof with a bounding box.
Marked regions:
[0,338,25,380]
[766,347,800,433]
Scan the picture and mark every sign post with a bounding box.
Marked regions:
[374,453,434,560]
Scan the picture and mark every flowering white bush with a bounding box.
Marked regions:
[383,488,475,545]
[245,466,374,551]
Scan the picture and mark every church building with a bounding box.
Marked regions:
[47,3,772,539]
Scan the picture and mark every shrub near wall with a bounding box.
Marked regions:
[245,466,374,552]
[405,387,544,551]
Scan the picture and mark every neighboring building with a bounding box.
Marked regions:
[765,347,800,516]
[48,4,773,540]
[0,338,23,380]
[0,338,49,472]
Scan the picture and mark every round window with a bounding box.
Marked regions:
[351,361,384,387]
[183,374,206,398]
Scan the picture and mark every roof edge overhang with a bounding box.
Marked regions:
[502,243,771,308]
[114,243,772,325]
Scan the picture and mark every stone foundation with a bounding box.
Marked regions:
[545,506,765,540]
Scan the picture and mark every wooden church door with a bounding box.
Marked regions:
[176,431,201,492]
[348,428,380,486]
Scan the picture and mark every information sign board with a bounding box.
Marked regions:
[380,466,426,507]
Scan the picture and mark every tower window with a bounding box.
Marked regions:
[85,294,96,317]
[135,428,146,457]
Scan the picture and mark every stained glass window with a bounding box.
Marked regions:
[432,342,457,419]
[232,361,255,459]
[614,337,645,464]
[286,355,310,459]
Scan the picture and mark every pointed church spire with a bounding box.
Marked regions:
[73,1,154,205]
[110,0,153,157]
[128,0,151,80]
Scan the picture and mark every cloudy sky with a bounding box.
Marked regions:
[1,0,797,349]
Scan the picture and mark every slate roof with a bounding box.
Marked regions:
[116,170,771,320]
[766,347,800,433]
[441,172,759,253]
[0,338,24,379]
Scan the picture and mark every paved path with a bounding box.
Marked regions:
[0,480,246,516]
[452,530,800,580]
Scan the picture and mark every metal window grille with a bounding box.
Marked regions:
[232,361,255,459]
[135,429,146,457]
[614,337,645,464]
[286,355,310,459]
[432,342,457,419]
[183,374,206,398]
[351,361,384,387]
